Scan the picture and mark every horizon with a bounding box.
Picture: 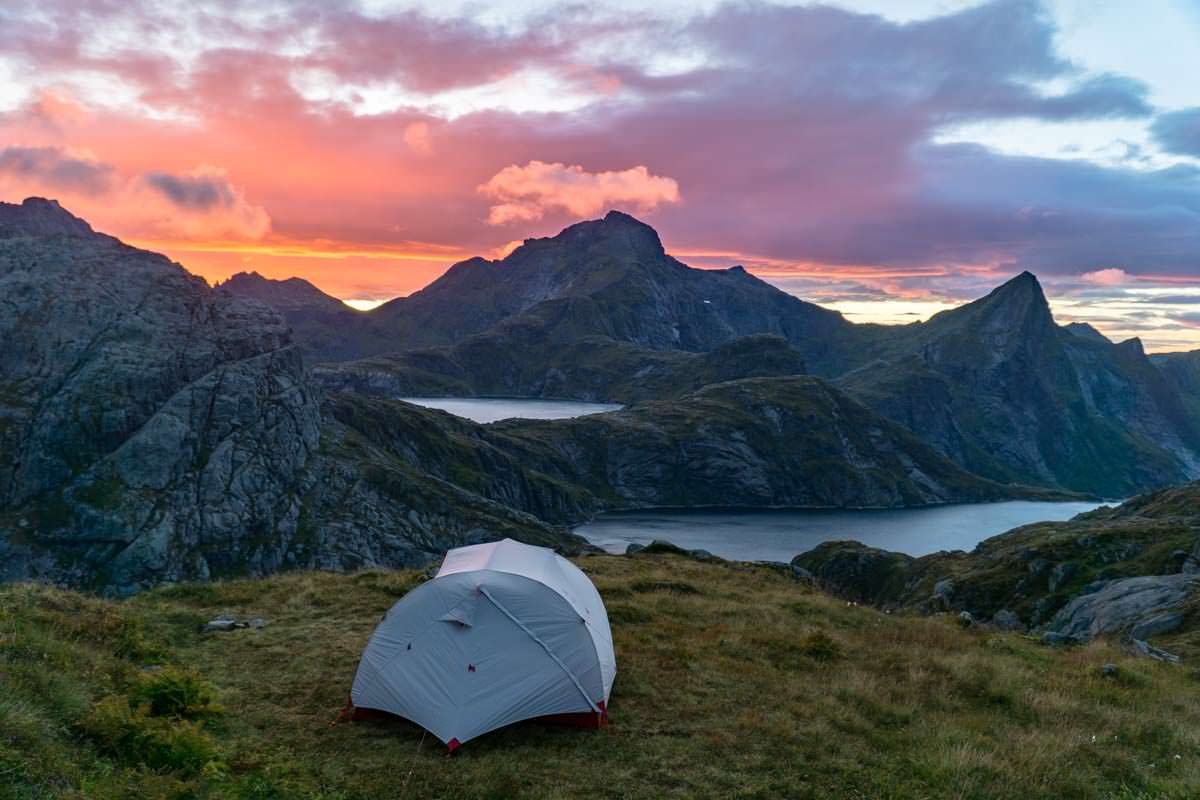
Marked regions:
[1,0,1198,349]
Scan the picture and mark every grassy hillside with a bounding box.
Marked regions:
[3,554,1199,799]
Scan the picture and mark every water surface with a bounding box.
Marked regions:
[397,397,622,424]
[576,501,1106,562]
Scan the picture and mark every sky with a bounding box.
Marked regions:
[1,0,1198,351]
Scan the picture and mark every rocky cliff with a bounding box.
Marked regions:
[0,199,576,592]
[836,273,1200,496]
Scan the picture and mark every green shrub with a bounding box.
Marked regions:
[81,695,222,775]
[797,631,843,661]
[128,668,223,719]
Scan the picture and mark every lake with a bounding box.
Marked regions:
[397,397,622,424]
[575,500,1106,562]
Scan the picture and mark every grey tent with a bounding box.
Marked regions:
[350,538,616,751]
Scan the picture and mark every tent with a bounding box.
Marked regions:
[350,538,617,752]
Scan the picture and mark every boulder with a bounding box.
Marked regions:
[990,609,1022,631]
[791,542,914,604]
[1042,574,1199,642]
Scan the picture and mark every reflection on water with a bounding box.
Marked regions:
[397,397,622,424]
[575,501,1106,562]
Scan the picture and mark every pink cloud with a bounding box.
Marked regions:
[1079,268,1131,286]
[478,161,680,225]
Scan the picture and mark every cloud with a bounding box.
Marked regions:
[135,167,269,238]
[479,161,680,225]
[143,169,238,211]
[0,145,114,194]
[1079,268,1132,286]
[0,0,1196,310]
[1152,107,1200,157]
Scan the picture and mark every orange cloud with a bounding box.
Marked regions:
[478,160,680,224]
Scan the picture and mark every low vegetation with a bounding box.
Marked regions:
[3,554,1199,799]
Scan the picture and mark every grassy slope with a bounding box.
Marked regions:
[3,555,1200,799]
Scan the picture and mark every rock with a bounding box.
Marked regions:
[932,579,955,608]
[638,540,691,556]
[958,611,975,627]
[247,617,268,630]
[1102,663,1118,678]
[991,609,1022,631]
[1049,562,1077,592]
[204,618,239,632]
[1130,639,1181,663]
[1042,574,1199,642]
[1129,612,1184,641]
[791,542,915,604]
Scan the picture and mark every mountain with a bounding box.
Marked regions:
[228,211,858,368]
[0,199,576,592]
[5,199,1063,592]
[1152,349,1200,421]
[264,211,1200,496]
[216,271,396,362]
[835,273,1200,496]
[326,377,1062,522]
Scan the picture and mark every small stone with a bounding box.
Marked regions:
[991,609,1022,631]
[958,611,975,627]
[247,617,268,629]
[203,618,238,632]
[1102,663,1118,678]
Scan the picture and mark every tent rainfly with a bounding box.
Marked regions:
[350,538,617,752]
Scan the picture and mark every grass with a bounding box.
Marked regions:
[2,553,1199,799]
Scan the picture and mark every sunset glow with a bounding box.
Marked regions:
[1,0,1198,348]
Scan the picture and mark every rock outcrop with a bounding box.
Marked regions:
[793,481,1200,650]
[1041,574,1198,642]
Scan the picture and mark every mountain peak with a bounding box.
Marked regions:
[0,197,96,238]
[219,270,347,312]
[980,270,1050,316]
[552,209,665,259]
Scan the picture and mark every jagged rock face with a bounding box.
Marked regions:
[838,273,1200,496]
[0,197,96,237]
[0,200,576,592]
[0,201,322,590]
